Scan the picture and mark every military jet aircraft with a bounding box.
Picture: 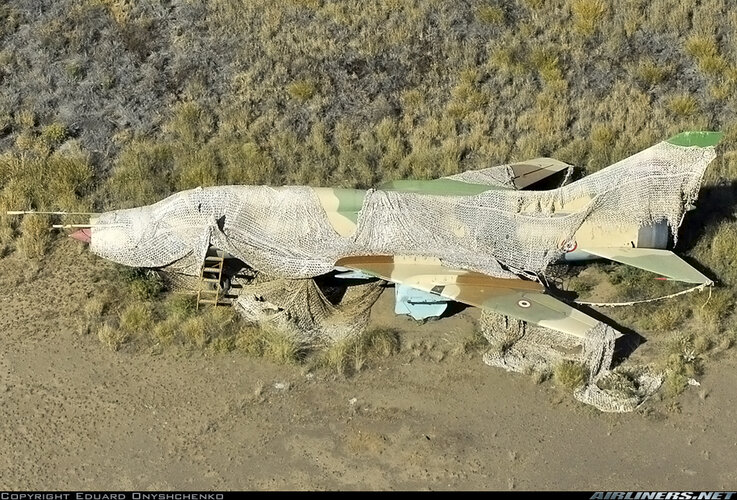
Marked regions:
[327,132,718,341]
[58,131,719,343]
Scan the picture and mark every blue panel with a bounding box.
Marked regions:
[394,285,449,320]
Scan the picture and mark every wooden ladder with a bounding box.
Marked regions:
[196,248,228,310]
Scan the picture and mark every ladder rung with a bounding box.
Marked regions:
[204,256,224,262]
[198,289,221,294]
[202,278,221,283]
[203,267,222,273]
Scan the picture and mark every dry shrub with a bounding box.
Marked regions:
[152,317,179,345]
[287,79,318,101]
[667,95,700,117]
[119,302,154,334]
[235,325,304,364]
[97,323,130,351]
[318,327,400,376]
[570,0,608,36]
[16,215,50,259]
[106,140,173,208]
[553,360,588,390]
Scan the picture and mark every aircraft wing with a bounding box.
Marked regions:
[508,157,571,189]
[580,247,713,285]
[334,255,602,340]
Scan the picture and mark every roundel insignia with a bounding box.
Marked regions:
[561,239,577,253]
[517,299,531,308]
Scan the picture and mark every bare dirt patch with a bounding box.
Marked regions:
[1,243,736,489]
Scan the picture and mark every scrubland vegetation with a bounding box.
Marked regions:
[84,262,405,374]
[1,1,737,395]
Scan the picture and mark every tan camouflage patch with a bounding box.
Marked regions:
[313,187,358,237]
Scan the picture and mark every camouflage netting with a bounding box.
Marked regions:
[232,277,384,345]
[91,142,714,279]
[479,311,662,412]
[89,141,713,411]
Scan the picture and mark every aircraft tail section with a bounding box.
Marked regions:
[665,131,723,148]
[600,131,721,174]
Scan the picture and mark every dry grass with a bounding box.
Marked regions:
[177,307,240,350]
[684,35,728,76]
[106,140,173,208]
[163,293,197,320]
[693,289,733,333]
[84,295,109,322]
[662,333,706,397]
[235,325,305,364]
[667,95,700,117]
[317,327,400,376]
[152,317,179,346]
[645,307,691,333]
[553,360,588,390]
[570,0,608,36]
[460,327,491,355]
[706,222,737,285]
[287,79,318,101]
[634,58,673,87]
[15,215,51,259]
[0,0,736,403]
[118,267,165,300]
[180,316,209,349]
[118,302,153,334]
[0,0,730,206]
[97,323,130,351]
[476,6,504,25]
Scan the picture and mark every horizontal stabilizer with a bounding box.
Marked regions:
[581,247,713,285]
[509,158,571,189]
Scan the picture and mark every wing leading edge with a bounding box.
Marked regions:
[334,255,605,340]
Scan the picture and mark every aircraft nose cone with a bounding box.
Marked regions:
[70,228,91,244]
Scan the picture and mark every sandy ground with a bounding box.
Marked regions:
[1,242,736,490]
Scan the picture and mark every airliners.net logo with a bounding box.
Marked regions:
[591,493,735,500]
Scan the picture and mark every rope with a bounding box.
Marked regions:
[573,283,711,307]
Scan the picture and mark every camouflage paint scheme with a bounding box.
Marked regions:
[335,255,599,339]
[76,131,719,340]
[325,131,720,338]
